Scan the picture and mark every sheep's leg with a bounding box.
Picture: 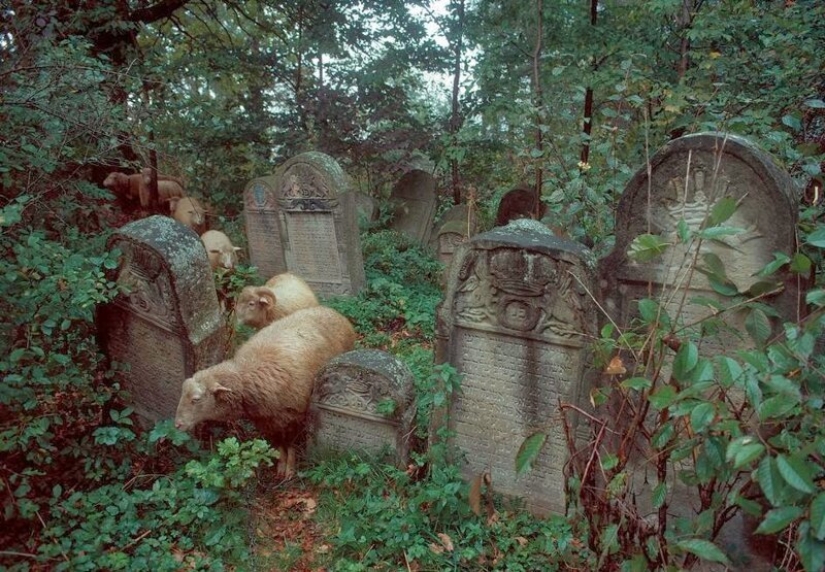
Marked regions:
[283,446,296,479]
[275,446,287,478]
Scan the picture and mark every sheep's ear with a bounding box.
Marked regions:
[257,296,272,307]
[211,383,232,396]
[233,247,242,252]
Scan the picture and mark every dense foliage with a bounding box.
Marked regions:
[2,0,824,569]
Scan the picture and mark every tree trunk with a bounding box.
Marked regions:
[579,0,598,170]
[450,0,465,205]
[532,0,544,217]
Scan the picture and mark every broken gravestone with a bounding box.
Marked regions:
[599,132,804,353]
[311,349,416,465]
[389,169,438,246]
[243,151,365,296]
[96,215,226,423]
[435,219,598,515]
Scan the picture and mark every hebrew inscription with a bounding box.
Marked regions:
[283,212,342,284]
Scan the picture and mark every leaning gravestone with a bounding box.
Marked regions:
[311,349,415,465]
[243,152,365,296]
[388,169,438,245]
[96,215,226,423]
[435,219,598,515]
[599,132,803,351]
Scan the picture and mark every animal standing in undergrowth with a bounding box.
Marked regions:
[174,306,357,477]
[169,196,208,235]
[103,170,185,208]
[200,230,241,271]
[234,272,319,329]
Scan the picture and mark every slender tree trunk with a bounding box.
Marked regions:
[579,0,598,169]
[450,0,465,205]
[676,0,692,79]
[531,0,544,217]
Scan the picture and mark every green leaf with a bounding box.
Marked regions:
[690,402,715,433]
[676,218,690,243]
[758,252,791,277]
[806,228,825,248]
[806,289,825,307]
[797,523,825,572]
[755,506,803,535]
[651,481,667,510]
[745,307,772,346]
[515,432,547,475]
[649,385,678,409]
[776,454,816,494]
[726,436,765,469]
[628,233,670,262]
[782,113,802,131]
[620,377,652,391]
[757,456,783,507]
[791,253,812,275]
[637,298,661,325]
[758,394,799,421]
[805,99,825,109]
[715,356,743,388]
[672,342,699,382]
[706,196,738,227]
[811,493,825,540]
[696,226,743,240]
[675,538,730,565]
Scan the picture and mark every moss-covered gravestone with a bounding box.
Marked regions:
[311,349,415,465]
[96,216,226,423]
[435,219,598,515]
[388,169,438,246]
[243,152,365,296]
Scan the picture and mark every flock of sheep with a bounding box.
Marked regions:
[104,168,358,478]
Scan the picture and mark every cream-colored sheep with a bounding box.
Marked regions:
[174,306,357,477]
[169,196,208,235]
[200,230,241,270]
[234,273,319,329]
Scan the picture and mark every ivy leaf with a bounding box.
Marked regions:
[515,432,547,475]
[754,506,803,535]
[675,539,730,565]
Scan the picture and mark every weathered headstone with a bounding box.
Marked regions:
[428,203,478,264]
[311,349,415,465]
[243,152,366,297]
[494,185,547,227]
[96,215,226,423]
[435,219,598,515]
[353,192,379,224]
[389,169,438,245]
[599,132,803,351]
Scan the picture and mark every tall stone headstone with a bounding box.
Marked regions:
[436,219,598,515]
[428,203,479,268]
[243,152,366,296]
[96,215,226,423]
[599,132,803,350]
[389,169,438,245]
[311,349,415,465]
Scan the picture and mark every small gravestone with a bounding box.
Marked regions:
[96,216,226,423]
[435,219,598,515]
[599,132,803,352]
[428,203,479,259]
[389,169,438,245]
[311,349,415,465]
[243,152,365,296]
[494,185,546,227]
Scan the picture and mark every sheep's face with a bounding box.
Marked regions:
[174,367,235,431]
[234,287,274,329]
[103,172,125,190]
[211,247,239,270]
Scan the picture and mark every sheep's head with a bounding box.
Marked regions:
[174,365,238,431]
[234,286,276,329]
[103,172,127,191]
[210,246,241,270]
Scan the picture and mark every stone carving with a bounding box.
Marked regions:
[311,349,416,465]
[599,132,804,352]
[96,215,226,424]
[243,152,365,297]
[389,169,438,245]
[430,203,479,273]
[435,220,598,515]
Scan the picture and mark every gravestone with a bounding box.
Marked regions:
[353,192,379,225]
[243,152,365,296]
[428,203,479,264]
[389,169,438,245]
[96,215,226,423]
[311,349,415,465]
[435,219,598,515]
[494,185,547,227]
[599,132,803,351]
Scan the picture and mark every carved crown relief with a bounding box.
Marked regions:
[453,247,590,341]
[278,163,339,211]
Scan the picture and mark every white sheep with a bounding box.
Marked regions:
[174,306,357,477]
[169,196,208,235]
[200,230,241,271]
[234,272,319,329]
